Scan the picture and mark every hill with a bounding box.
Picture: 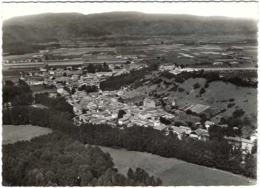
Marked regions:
[3,12,257,52]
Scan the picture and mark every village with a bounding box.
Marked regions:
[13,60,256,156]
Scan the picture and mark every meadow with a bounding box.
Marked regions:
[98,145,256,186]
[2,125,52,145]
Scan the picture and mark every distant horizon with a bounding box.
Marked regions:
[2,2,258,20]
[4,11,258,22]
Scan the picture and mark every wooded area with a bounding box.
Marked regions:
[3,132,162,186]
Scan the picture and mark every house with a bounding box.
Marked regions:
[250,133,257,141]
[57,88,70,96]
[205,121,215,130]
[172,126,186,140]
[170,69,182,75]
[91,119,107,125]
[49,70,55,75]
[190,128,209,140]
[154,124,167,131]
[213,62,223,65]
[219,124,228,128]
[179,126,192,135]
[72,103,83,116]
[139,111,152,120]
[229,61,239,66]
[225,137,255,154]
[79,114,92,123]
[143,97,156,108]
[118,117,130,125]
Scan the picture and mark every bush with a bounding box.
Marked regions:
[229,98,235,102]
[227,103,235,108]
[193,83,201,89]
[186,109,192,115]
[233,109,245,118]
[199,87,206,95]
[178,87,184,92]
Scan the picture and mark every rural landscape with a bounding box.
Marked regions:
[2,2,258,186]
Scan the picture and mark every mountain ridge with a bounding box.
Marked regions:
[3,12,257,54]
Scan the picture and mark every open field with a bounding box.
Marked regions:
[2,75,21,82]
[97,145,256,186]
[2,125,52,145]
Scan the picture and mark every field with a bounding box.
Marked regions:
[97,145,256,186]
[2,125,53,145]
[2,75,21,82]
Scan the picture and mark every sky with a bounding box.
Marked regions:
[2,1,259,20]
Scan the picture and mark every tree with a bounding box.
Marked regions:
[233,109,245,118]
[5,80,15,86]
[87,64,96,73]
[251,140,257,154]
[118,110,126,119]
[193,82,201,89]
[160,117,171,125]
[186,109,192,115]
[204,82,209,88]
[199,87,206,95]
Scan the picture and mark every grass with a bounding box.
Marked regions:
[2,125,52,145]
[97,145,256,186]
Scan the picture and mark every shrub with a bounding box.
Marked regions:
[229,98,235,102]
[227,103,235,108]
[233,109,245,118]
[178,87,184,92]
[193,83,201,89]
[199,87,206,95]
[186,109,192,115]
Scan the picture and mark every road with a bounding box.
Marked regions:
[198,67,257,71]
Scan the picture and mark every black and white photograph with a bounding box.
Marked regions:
[1,0,258,186]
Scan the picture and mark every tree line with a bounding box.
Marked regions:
[83,62,112,73]
[160,70,257,88]
[3,132,162,186]
[100,63,159,91]
[2,106,256,179]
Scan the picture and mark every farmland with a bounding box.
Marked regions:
[97,145,256,186]
[2,125,52,145]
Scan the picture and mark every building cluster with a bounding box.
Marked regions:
[159,64,197,75]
